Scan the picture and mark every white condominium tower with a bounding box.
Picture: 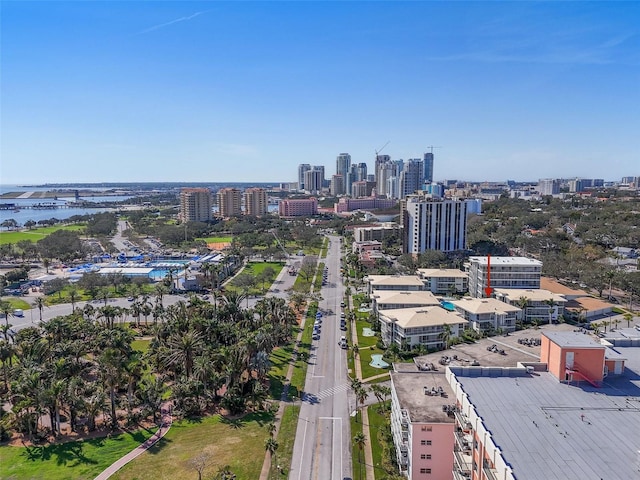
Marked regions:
[402,195,473,254]
[466,256,543,298]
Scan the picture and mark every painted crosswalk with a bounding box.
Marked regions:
[302,382,351,402]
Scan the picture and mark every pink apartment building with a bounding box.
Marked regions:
[391,330,639,479]
[390,372,455,480]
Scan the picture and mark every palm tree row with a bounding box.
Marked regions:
[0,292,297,442]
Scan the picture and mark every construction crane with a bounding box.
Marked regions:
[425,145,442,154]
[375,141,390,157]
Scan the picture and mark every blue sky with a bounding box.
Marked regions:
[1,1,638,184]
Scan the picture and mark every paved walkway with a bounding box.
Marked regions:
[258,254,321,480]
[93,405,173,480]
[349,297,376,480]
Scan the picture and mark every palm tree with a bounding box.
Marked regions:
[351,343,359,363]
[0,301,12,329]
[266,421,277,438]
[32,296,47,323]
[264,437,279,478]
[605,269,617,299]
[439,323,453,349]
[353,432,366,480]
[355,385,368,423]
[544,298,557,324]
[98,347,126,430]
[165,330,204,379]
[68,286,80,313]
[369,383,384,405]
[98,287,110,306]
[154,283,168,306]
[624,313,633,328]
[517,296,529,323]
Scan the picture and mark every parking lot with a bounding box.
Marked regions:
[412,323,582,370]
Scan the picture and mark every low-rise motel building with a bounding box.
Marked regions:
[365,274,428,296]
[390,330,640,480]
[379,306,466,350]
[417,268,469,295]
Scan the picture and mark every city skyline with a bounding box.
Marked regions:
[2,1,638,184]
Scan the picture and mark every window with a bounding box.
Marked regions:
[421,439,432,446]
[421,426,433,432]
[420,468,432,474]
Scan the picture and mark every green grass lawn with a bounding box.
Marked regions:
[289,305,316,399]
[0,224,86,245]
[0,428,157,480]
[198,236,233,244]
[111,412,273,480]
[268,339,297,399]
[0,297,32,311]
[355,319,390,380]
[367,402,390,476]
[350,415,366,480]
[225,262,284,296]
[131,339,151,353]
[275,405,300,477]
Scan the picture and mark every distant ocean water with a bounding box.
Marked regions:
[0,183,279,225]
[0,184,126,224]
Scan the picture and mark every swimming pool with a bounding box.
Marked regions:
[441,301,456,312]
[370,354,390,369]
[147,260,189,280]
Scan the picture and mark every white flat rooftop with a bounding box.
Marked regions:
[468,256,542,266]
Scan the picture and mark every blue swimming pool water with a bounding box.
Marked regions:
[370,354,390,369]
[441,301,456,311]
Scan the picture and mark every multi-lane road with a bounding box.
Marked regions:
[6,233,356,478]
[289,235,353,480]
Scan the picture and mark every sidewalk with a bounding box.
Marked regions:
[349,297,375,480]
[93,405,173,480]
[258,255,321,480]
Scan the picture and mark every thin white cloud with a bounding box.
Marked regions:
[138,11,205,35]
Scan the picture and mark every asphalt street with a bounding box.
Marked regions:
[289,235,352,480]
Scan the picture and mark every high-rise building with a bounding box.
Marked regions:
[375,154,392,197]
[304,167,324,194]
[180,188,213,222]
[537,178,560,196]
[217,188,242,217]
[399,159,424,198]
[336,153,351,194]
[298,164,312,191]
[330,175,344,196]
[356,163,367,181]
[423,151,434,185]
[243,188,268,217]
[402,196,473,254]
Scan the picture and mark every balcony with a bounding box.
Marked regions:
[454,430,473,453]
[454,448,473,474]
[454,410,472,432]
[453,469,472,480]
[483,465,499,480]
